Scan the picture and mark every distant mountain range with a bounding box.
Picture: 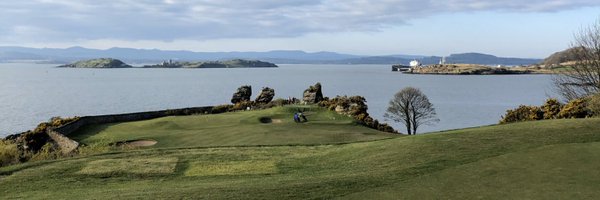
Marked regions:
[0,46,542,66]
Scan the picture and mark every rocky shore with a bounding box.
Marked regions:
[402,64,553,75]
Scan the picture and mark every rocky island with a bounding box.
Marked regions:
[57,58,132,68]
[401,64,553,75]
[143,59,278,68]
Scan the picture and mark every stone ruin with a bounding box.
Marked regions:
[231,85,252,104]
[255,87,275,104]
[303,82,324,103]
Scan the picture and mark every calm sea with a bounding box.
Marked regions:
[0,63,555,136]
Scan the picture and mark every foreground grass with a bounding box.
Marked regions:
[71,105,394,148]
[1,115,600,199]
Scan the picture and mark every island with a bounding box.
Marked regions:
[400,64,553,75]
[57,58,132,68]
[57,58,278,69]
[143,59,278,68]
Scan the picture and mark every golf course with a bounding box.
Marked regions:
[1,105,600,199]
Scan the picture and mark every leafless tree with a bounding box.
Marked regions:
[384,87,438,135]
[553,18,600,101]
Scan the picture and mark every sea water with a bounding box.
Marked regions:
[0,63,554,136]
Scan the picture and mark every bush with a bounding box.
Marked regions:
[377,123,396,133]
[0,140,20,167]
[48,116,79,127]
[271,98,288,107]
[28,143,60,162]
[230,101,255,111]
[558,98,591,118]
[541,98,562,119]
[500,105,543,124]
[587,93,600,117]
[317,95,397,134]
[211,104,233,114]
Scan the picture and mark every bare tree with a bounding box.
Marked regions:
[384,87,438,135]
[553,18,600,100]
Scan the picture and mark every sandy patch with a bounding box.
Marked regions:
[271,119,283,123]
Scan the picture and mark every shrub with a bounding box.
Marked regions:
[377,123,396,133]
[558,98,591,118]
[28,143,60,162]
[587,93,600,117]
[48,116,79,127]
[19,130,50,152]
[317,95,397,134]
[541,98,562,119]
[271,98,288,107]
[0,140,20,167]
[230,101,255,111]
[500,105,543,124]
[211,104,233,114]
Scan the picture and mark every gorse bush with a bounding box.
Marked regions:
[211,104,233,114]
[587,93,600,116]
[500,105,543,124]
[501,97,597,124]
[230,101,255,111]
[558,98,591,119]
[541,98,562,119]
[28,143,61,162]
[1,116,80,166]
[0,140,20,167]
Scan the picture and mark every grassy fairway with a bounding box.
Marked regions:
[71,105,396,148]
[1,111,600,199]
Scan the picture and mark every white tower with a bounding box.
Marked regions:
[439,56,446,65]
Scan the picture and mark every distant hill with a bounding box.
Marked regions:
[542,47,583,65]
[0,46,541,65]
[418,53,542,66]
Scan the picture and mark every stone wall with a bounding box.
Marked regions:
[48,106,214,153]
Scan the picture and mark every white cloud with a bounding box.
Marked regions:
[0,0,598,43]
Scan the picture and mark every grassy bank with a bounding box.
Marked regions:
[1,106,599,199]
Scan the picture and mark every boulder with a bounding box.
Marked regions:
[231,85,252,104]
[255,87,275,103]
[303,82,324,103]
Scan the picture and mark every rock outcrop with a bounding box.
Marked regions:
[303,82,324,103]
[231,85,252,104]
[57,58,132,68]
[255,87,275,103]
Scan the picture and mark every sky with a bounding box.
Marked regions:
[1,0,599,58]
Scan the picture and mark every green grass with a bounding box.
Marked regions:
[77,157,179,175]
[71,105,394,148]
[1,108,600,199]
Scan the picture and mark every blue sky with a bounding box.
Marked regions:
[1,0,599,58]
